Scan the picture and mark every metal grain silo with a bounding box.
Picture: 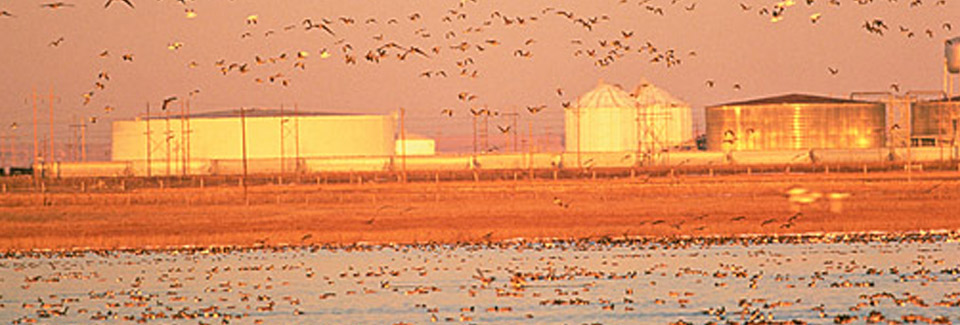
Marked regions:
[911,96,960,146]
[631,81,694,151]
[705,94,885,151]
[565,81,638,153]
[948,37,960,74]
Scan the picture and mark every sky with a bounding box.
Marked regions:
[0,0,956,163]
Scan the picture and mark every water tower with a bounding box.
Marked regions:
[947,37,960,96]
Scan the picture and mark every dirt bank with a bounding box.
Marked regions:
[1,171,958,251]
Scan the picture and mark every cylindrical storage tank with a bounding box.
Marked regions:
[631,82,694,150]
[948,37,960,74]
[911,97,960,145]
[706,94,885,151]
[565,82,638,153]
[112,109,396,162]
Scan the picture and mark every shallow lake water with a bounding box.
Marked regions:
[2,233,959,324]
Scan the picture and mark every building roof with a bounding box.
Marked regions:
[710,93,872,107]
[926,95,960,102]
[147,108,363,119]
[575,80,638,109]
[631,81,688,107]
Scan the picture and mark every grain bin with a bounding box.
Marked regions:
[630,81,694,151]
[565,81,638,153]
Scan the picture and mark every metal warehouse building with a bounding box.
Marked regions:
[911,96,960,147]
[111,108,396,163]
[706,94,886,151]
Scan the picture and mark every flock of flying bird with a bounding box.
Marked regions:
[0,0,953,132]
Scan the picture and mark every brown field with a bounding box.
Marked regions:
[1,170,959,251]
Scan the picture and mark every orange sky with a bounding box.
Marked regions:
[0,0,955,161]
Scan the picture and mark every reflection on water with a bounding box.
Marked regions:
[2,232,959,324]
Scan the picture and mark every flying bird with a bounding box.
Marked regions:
[303,19,335,35]
[40,2,75,9]
[526,105,546,114]
[809,13,821,23]
[497,125,511,133]
[104,0,134,9]
[161,96,178,110]
[827,67,839,75]
[49,37,65,47]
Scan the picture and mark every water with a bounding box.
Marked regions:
[2,234,959,324]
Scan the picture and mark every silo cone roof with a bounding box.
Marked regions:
[631,81,687,107]
[576,81,638,109]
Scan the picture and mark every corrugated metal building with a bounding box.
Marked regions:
[912,96,960,146]
[706,94,885,151]
[111,108,396,162]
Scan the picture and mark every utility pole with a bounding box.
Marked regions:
[294,103,300,172]
[0,131,6,168]
[32,87,38,167]
[577,105,582,169]
[400,108,407,183]
[240,107,249,203]
[146,102,151,177]
[472,111,478,154]
[280,104,285,175]
[80,122,86,162]
[165,107,172,176]
[48,87,54,163]
[501,111,519,153]
[528,120,534,175]
[185,99,192,175]
[513,109,519,152]
[480,110,489,153]
[180,101,186,176]
[69,117,86,162]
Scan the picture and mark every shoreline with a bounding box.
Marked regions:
[1,171,959,252]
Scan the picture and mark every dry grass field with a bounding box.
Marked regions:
[1,170,958,251]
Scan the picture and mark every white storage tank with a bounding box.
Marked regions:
[631,81,694,151]
[111,108,396,162]
[565,81,638,154]
[948,36,960,74]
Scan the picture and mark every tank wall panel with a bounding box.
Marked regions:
[706,103,885,151]
[112,115,396,161]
